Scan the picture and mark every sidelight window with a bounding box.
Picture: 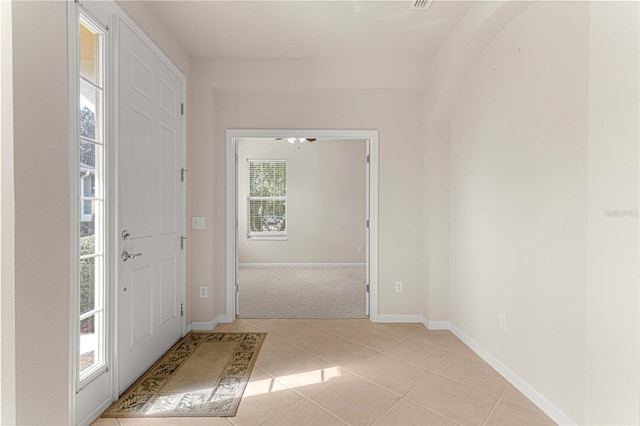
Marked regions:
[77,16,106,382]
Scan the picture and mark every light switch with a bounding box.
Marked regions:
[191,216,205,229]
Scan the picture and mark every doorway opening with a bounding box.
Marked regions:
[225,130,379,321]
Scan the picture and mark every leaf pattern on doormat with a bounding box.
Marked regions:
[113,393,152,413]
[101,331,266,418]
[175,392,211,412]
[133,377,166,393]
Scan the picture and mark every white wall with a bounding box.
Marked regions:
[237,138,366,264]
[586,1,639,423]
[442,1,639,424]
[12,2,70,423]
[189,57,429,322]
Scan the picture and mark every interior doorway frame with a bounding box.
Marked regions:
[225,129,379,321]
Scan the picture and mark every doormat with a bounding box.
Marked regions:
[101,331,266,418]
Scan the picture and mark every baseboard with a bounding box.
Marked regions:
[373,314,424,323]
[239,262,366,268]
[448,324,576,425]
[189,314,234,331]
[421,317,451,330]
[184,322,193,333]
[190,321,216,331]
[216,313,234,323]
[78,397,113,426]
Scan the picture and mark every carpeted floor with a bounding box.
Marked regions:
[238,267,366,318]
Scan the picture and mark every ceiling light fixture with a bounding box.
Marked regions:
[277,137,317,144]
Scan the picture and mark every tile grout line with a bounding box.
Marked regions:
[369,396,407,425]
[303,396,354,426]
[481,381,509,425]
[381,371,464,426]
[254,397,310,426]
[428,369,507,400]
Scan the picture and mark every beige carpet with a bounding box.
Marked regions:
[102,332,266,417]
[238,267,366,318]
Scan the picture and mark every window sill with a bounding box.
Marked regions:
[247,235,288,241]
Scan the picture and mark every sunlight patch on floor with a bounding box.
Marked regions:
[244,367,342,397]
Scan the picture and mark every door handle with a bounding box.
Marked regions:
[121,250,143,262]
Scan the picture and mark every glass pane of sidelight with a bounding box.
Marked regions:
[80,201,95,239]
[79,313,102,374]
[80,81,101,141]
[80,257,95,315]
[80,22,101,87]
[80,139,96,168]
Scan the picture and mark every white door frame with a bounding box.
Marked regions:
[225,129,379,322]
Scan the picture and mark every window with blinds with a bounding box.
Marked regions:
[247,160,287,238]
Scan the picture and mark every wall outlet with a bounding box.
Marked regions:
[395,281,404,293]
[192,216,206,229]
[199,286,208,299]
[358,245,364,253]
[498,314,507,333]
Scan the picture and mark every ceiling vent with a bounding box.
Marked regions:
[409,0,433,10]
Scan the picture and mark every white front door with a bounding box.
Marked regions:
[117,21,184,392]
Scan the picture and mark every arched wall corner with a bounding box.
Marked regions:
[428,0,535,121]
[422,1,535,325]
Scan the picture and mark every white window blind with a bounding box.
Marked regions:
[248,160,287,237]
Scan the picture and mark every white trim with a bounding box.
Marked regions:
[239,263,366,269]
[447,324,577,425]
[421,317,451,330]
[76,399,112,426]
[190,321,218,331]
[216,314,235,324]
[189,314,228,331]
[373,314,424,323]
[226,129,379,322]
[67,4,80,424]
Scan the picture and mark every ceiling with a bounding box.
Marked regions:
[141,1,472,59]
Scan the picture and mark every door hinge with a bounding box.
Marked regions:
[235,283,239,293]
[180,236,187,250]
[366,284,370,292]
[366,154,370,164]
[181,168,187,182]
[180,303,185,317]
[181,103,184,116]
[366,219,370,229]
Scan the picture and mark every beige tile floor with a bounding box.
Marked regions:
[94,319,556,426]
